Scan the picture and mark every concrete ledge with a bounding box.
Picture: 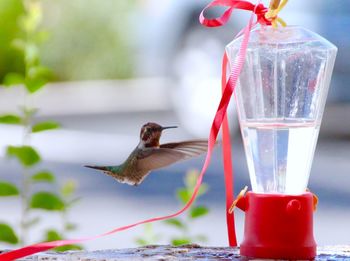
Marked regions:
[3,244,350,260]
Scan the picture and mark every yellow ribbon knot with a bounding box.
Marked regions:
[265,0,289,28]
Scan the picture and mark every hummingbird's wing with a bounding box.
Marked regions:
[136,140,208,171]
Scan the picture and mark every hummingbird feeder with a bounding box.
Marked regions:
[0,1,339,260]
[226,25,337,259]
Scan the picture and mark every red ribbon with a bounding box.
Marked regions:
[201,0,270,247]
[0,1,270,260]
[199,0,271,27]
[221,53,237,246]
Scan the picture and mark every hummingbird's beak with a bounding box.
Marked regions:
[161,125,178,131]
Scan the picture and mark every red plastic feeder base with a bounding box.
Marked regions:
[236,192,317,260]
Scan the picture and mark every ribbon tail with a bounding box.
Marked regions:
[220,7,256,247]
[221,53,237,247]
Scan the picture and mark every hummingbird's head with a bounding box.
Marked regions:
[139,122,177,148]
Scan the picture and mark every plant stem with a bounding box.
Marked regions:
[19,108,32,246]
[61,207,68,238]
[20,169,30,246]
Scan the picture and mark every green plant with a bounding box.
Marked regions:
[0,0,81,250]
[165,169,209,246]
[135,223,161,246]
[0,0,25,82]
[42,180,82,251]
[40,0,135,81]
[0,0,135,82]
[135,169,210,246]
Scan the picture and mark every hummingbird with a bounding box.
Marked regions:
[85,122,208,186]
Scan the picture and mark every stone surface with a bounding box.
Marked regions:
[2,244,350,260]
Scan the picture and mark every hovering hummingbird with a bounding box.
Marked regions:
[85,122,208,186]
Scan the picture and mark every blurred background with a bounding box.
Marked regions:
[0,0,349,251]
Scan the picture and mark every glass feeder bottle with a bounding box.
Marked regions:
[226,26,337,259]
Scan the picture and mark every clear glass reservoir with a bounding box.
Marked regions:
[226,26,337,194]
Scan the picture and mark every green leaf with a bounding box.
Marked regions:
[30,192,65,211]
[34,30,49,44]
[28,66,52,80]
[7,145,41,167]
[65,223,77,231]
[45,229,62,241]
[61,180,77,197]
[135,238,148,246]
[32,121,59,133]
[24,43,39,65]
[185,169,199,189]
[31,171,55,183]
[198,183,209,197]
[0,182,19,196]
[21,3,42,34]
[143,223,153,234]
[0,114,22,124]
[44,229,82,251]
[176,188,190,204]
[3,73,24,87]
[25,77,47,93]
[164,218,186,230]
[190,206,209,219]
[24,65,52,93]
[171,238,191,246]
[0,223,19,244]
[55,244,83,252]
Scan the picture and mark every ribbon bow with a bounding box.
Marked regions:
[200,0,287,28]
